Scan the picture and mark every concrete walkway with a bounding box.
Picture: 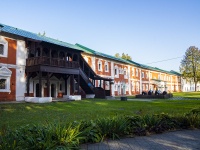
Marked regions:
[81,129,200,150]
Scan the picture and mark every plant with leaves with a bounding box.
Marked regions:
[180,46,200,91]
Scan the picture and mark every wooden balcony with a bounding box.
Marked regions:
[26,57,79,68]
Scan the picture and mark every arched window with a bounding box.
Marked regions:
[132,81,135,91]
[0,36,8,57]
[136,69,138,77]
[132,68,135,76]
[136,82,139,92]
[105,61,109,72]
[114,65,118,76]
[98,60,102,71]
[0,44,4,55]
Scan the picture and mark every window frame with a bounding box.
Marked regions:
[0,36,8,58]
[105,61,109,72]
[0,66,12,92]
[98,60,102,71]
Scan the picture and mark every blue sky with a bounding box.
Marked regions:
[1,0,200,72]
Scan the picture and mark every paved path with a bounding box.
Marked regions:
[81,130,200,150]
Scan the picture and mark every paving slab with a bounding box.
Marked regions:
[80,129,200,150]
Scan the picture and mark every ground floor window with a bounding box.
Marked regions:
[0,79,6,89]
[0,66,12,92]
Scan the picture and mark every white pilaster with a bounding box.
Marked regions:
[16,40,26,101]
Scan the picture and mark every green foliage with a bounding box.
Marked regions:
[0,109,200,149]
[0,123,84,150]
[114,52,132,60]
[180,46,200,91]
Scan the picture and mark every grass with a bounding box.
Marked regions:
[1,93,200,130]
[173,91,200,99]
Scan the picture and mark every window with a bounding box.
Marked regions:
[0,66,12,92]
[124,68,128,78]
[131,82,134,91]
[105,61,109,72]
[0,44,4,55]
[98,60,102,71]
[0,36,8,57]
[136,82,139,92]
[142,72,144,78]
[124,68,127,75]
[126,83,129,91]
[115,83,117,91]
[132,68,135,76]
[142,84,145,91]
[114,66,119,77]
[136,69,138,77]
[146,84,148,91]
[146,72,148,79]
[0,79,6,89]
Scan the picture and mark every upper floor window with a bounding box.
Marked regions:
[132,68,135,76]
[124,68,127,75]
[0,36,8,57]
[142,72,144,78]
[136,69,138,77]
[98,60,102,71]
[146,72,148,79]
[105,61,109,72]
[114,66,119,77]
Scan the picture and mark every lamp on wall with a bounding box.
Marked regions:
[0,24,3,32]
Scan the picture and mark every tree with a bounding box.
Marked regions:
[38,31,46,36]
[180,46,200,91]
[114,52,132,60]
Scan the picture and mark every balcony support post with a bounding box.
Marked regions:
[39,71,42,97]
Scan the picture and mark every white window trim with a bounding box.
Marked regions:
[0,36,8,58]
[0,66,12,92]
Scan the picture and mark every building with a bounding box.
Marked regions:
[0,23,182,102]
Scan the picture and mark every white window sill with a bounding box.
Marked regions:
[0,89,11,92]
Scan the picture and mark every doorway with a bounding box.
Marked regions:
[51,84,55,97]
[36,83,39,97]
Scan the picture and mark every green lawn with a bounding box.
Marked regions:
[1,96,200,129]
[173,91,200,99]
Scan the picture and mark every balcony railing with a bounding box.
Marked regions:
[26,57,79,68]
